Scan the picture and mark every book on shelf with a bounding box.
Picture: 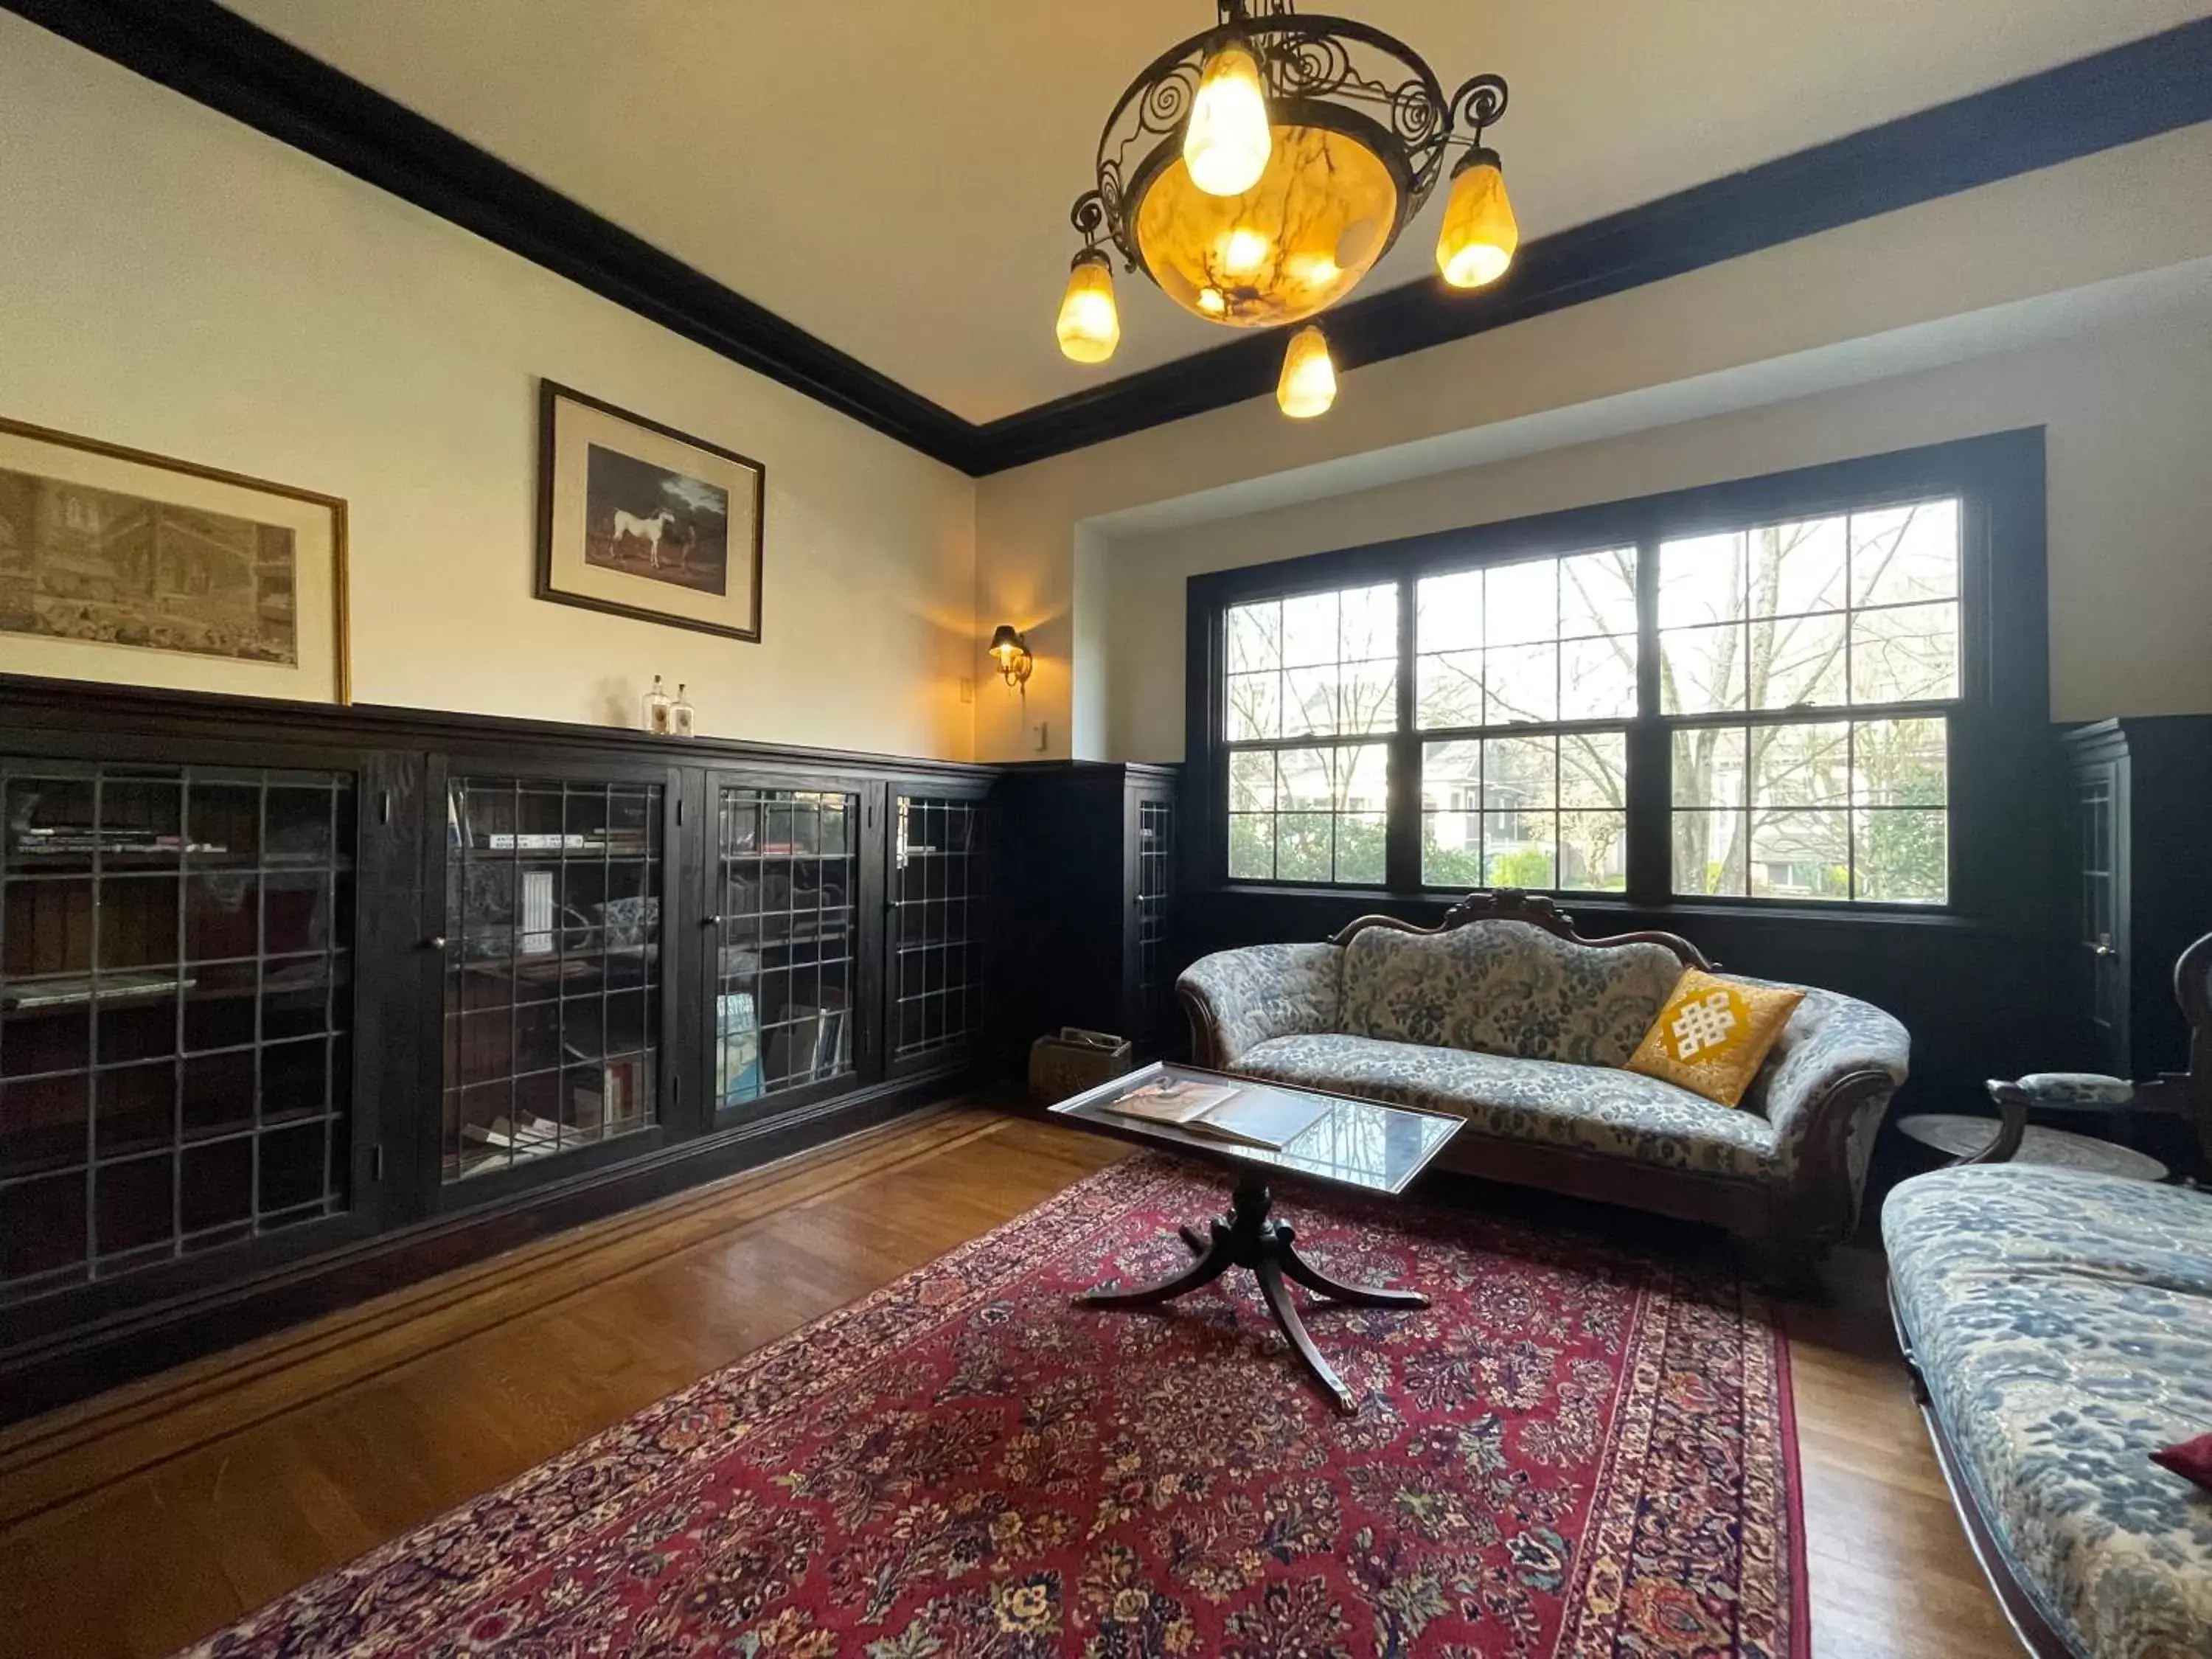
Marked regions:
[717,991,763,1107]
[768,992,849,1085]
[480,831,650,856]
[463,1113,563,1154]
[1,970,198,1011]
[520,870,554,955]
[13,827,223,857]
[1104,1077,1330,1151]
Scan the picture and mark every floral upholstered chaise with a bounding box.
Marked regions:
[1177,891,1910,1259]
[1885,1166,2212,1659]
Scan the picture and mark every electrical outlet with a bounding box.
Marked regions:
[1032,720,1049,753]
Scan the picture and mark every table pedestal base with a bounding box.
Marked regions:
[1080,1175,1426,1414]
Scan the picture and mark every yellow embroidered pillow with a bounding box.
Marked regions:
[1627,969,1804,1107]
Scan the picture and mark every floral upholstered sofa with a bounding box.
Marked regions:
[1177,891,1910,1259]
[1885,1165,2212,1659]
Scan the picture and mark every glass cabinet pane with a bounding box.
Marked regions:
[1135,798,1176,1048]
[891,794,986,1062]
[442,776,661,1182]
[714,785,858,1112]
[0,760,354,1304]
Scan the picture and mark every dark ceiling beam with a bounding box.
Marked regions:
[7,3,2212,479]
[1,0,984,472]
[970,15,2212,473]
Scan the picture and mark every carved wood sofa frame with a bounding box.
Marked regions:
[1182,890,1902,1262]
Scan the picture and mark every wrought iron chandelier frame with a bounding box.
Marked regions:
[1068,0,1509,286]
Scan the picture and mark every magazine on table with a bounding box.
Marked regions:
[1105,1077,1330,1151]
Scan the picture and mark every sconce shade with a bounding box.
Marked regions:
[1435,148,1518,289]
[987,624,1034,689]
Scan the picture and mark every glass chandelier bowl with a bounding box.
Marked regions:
[1133,120,1400,327]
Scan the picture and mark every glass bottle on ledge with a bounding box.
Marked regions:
[644,675,673,735]
[672,683,695,738]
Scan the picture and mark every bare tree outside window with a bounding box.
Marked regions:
[1217,495,1958,901]
[1666,501,1957,902]
[1225,584,1396,883]
[1416,549,1635,891]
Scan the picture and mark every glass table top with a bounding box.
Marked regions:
[1048,1062,1461,1196]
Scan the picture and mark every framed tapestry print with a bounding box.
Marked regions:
[0,416,349,703]
[535,381,765,642]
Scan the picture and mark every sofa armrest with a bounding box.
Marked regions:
[1747,987,1910,1220]
[1178,943,1343,1069]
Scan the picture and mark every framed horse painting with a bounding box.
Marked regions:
[534,380,765,642]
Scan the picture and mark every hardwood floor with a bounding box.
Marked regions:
[0,1105,2017,1659]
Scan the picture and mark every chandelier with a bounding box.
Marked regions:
[1055,0,1520,419]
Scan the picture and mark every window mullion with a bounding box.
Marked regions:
[1385,571,1421,892]
[1626,532,1671,904]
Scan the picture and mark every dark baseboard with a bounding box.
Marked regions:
[0,1068,973,1425]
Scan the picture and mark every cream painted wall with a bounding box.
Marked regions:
[973,122,2212,762]
[1096,307,2212,759]
[0,18,978,759]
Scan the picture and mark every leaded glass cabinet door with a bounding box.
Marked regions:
[2073,752,2129,1077]
[1130,787,1177,1053]
[886,787,987,1077]
[439,772,669,1189]
[0,757,359,1305]
[709,777,863,1117]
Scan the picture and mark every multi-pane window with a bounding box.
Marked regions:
[1416,549,1635,891]
[1224,584,1396,883]
[1671,719,1947,902]
[1665,499,1958,902]
[1211,463,1983,907]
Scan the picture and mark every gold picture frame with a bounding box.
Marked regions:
[0,416,350,704]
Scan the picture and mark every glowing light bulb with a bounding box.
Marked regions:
[1054,250,1119,364]
[1221,228,1269,274]
[1184,42,1270,197]
[1435,149,1519,289]
[1276,324,1336,419]
[1197,286,1227,316]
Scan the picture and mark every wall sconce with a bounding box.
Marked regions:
[987,624,1034,692]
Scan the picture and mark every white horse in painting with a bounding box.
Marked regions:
[608,507,680,569]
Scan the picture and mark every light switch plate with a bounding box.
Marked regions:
[1032,720,1049,752]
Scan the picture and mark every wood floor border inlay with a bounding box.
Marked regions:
[0,1106,997,1528]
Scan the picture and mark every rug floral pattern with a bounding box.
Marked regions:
[181,1156,1803,1658]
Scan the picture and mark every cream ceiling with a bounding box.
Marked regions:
[223,0,2211,427]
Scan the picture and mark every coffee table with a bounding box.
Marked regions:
[1048,1060,1462,1413]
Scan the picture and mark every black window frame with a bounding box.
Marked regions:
[1184,430,2049,921]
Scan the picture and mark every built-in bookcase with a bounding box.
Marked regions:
[0,758,355,1302]
[712,783,860,1114]
[0,675,1171,1417]
[1135,796,1177,1048]
[439,775,664,1183]
[889,793,987,1065]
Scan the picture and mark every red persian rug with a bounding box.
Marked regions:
[182,1154,1806,1658]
